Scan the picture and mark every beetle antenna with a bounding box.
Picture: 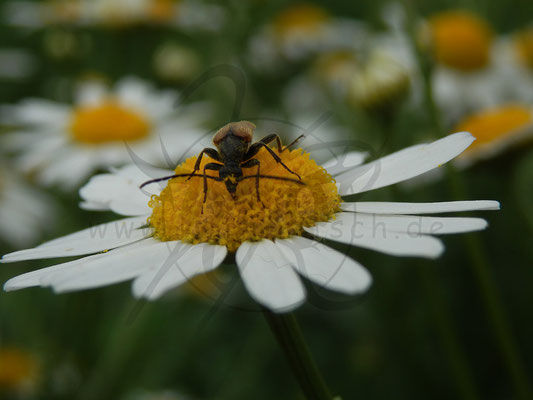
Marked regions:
[237,175,305,185]
[140,173,218,189]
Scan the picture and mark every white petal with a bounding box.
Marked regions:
[49,239,178,292]
[79,201,109,211]
[275,236,372,295]
[335,212,489,234]
[305,214,444,259]
[236,240,306,313]
[132,242,227,300]
[36,148,97,189]
[3,239,153,291]
[4,253,106,291]
[335,132,475,195]
[322,151,368,177]
[341,200,501,214]
[75,80,107,106]
[1,216,151,262]
[80,175,150,216]
[40,216,148,247]
[79,165,170,215]
[14,135,67,172]
[115,77,152,108]
[4,99,70,126]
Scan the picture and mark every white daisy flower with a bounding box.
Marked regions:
[2,122,499,313]
[1,77,208,189]
[422,9,532,121]
[0,165,55,247]
[248,3,368,73]
[492,28,533,105]
[3,0,225,32]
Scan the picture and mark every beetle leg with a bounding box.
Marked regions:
[187,148,223,181]
[244,142,301,180]
[241,158,265,207]
[201,163,223,214]
[255,133,305,153]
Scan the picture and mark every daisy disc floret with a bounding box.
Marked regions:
[428,10,492,71]
[70,100,151,143]
[148,124,341,251]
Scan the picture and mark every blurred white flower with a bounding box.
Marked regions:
[492,27,533,105]
[348,49,410,112]
[248,3,368,73]
[424,10,533,120]
[1,77,209,189]
[152,42,201,82]
[0,166,55,247]
[451,104,533,167]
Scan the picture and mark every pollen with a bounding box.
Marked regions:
[149,147,341,252]
[273,4,330,39]
[515,27,533,70]
[69,101,151,144]
[428,10,492,71]
[454,104,532,151]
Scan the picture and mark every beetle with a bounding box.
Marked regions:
[140,121,305,211]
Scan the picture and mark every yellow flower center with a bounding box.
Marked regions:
[454,104,532,151]
[148,0,175,22]
[273,4,330,39]
[149,147,340,252]
[428,10,492,71]
[69,101,151,144]
[0,348,38,390]
[515,27,533,70]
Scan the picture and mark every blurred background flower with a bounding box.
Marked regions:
[1,77,208,188]
[0,346,40,397]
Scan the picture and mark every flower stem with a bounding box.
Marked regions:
[402,2,532,398]
[263,310,337,400]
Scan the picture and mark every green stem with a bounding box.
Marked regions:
[402,2,532,398]
[263,310,337,400]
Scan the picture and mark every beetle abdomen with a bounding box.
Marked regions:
[213,121,256,145]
